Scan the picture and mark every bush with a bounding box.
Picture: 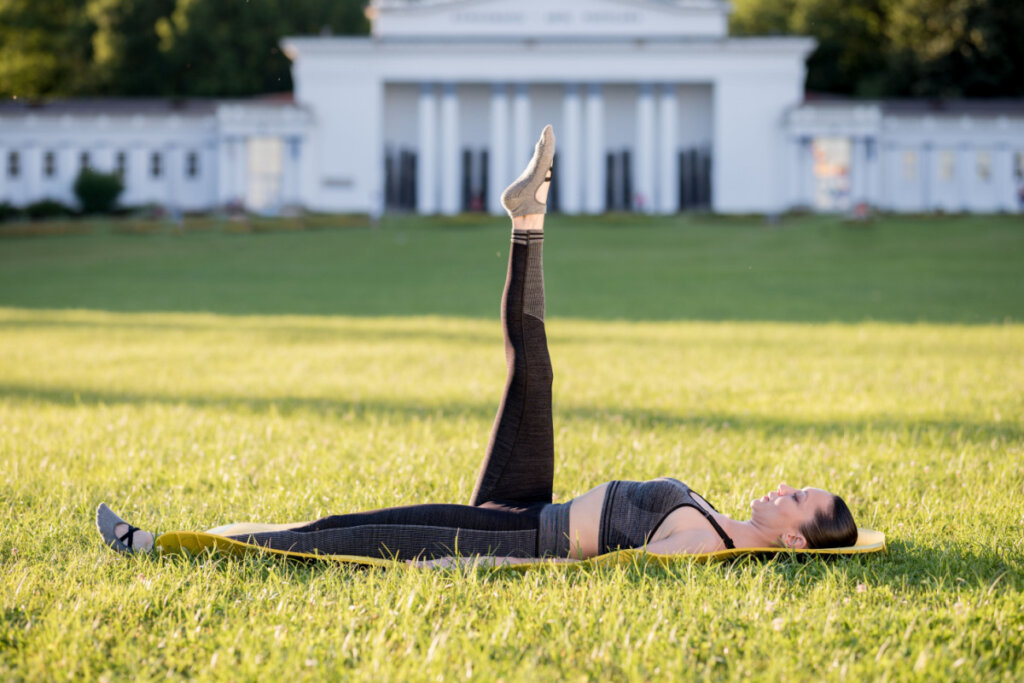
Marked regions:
[0,201,23,222]
[25,199,74,220]
[73,168,124,214]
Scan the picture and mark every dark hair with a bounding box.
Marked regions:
[800,494,858,549]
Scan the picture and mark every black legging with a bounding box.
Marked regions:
[230,228,556,559]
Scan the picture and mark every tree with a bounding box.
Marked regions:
[86,0,177,95]
[0,0,369,98]
[731,0,1024,97]
[158,0,369,96]
[0,0,96,98]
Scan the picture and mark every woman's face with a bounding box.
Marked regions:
[750,483,833,548]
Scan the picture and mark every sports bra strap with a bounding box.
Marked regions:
[696,508,735,550]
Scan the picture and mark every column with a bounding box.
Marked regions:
[560,84,583,215]
[417,83,438,214]
[24,145,42,203]
[165,144,181,212]
[657,84,678,215]
[850,137,867,205]
[786,136,803,209]
[440,83,461,216]
[0,144,6,202]
[920,144,933,211]
[994,145,1015,212]
[130,145,148,205]
[234,138,248,208]
[585,83,605,214]
[283,136,302,207]
[93,146,115,174]
[798,136,814,208]
[866,138,883,208]
[635,83,656,214]
[203,142,218,210]
[512,84,531,171]
[216,137,233,207]
[488,84,509,215]
[957,143,973,212]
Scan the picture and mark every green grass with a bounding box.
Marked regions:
[0,214,1022,680]
[2,213,1023,322]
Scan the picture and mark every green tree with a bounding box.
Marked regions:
[731,0,1024,97]
[86,0,176,95]
[158,0,369,96]
[884,0,1024,97]
[0,0,96,98]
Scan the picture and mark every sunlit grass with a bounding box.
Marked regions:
[1,307,1022,680]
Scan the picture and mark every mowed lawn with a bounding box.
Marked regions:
[0,214,1022,680]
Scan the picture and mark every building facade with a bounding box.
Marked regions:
[1,0,1022,216]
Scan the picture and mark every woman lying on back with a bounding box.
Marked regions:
[97,126,858,567]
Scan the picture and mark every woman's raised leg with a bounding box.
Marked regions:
[470,126,556,507]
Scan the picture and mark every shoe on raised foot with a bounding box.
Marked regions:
[96,502,154,554]
[501,125,555,218]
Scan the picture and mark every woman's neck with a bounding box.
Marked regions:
[718,516,779,549]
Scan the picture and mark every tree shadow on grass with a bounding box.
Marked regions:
[2,381,1021,444]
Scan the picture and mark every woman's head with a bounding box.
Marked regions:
[750,484,858,549]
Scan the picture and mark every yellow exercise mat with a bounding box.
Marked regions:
[154,526,885,569]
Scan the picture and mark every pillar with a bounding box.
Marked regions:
[850,137,868,205]
[488,84,509,215]
[957,143,973,212]
[994,145,1015,212]
[561,84,583,215]
[920,144,933,211]
[657,84,678,214]
[283,136,302,207]
[512,84,531,171]
[797,136,814,209]
[417,83,438,214]
[24,145,42,203]
[635,83,656,214]
[585,83,605,214]
[440,83,461,216]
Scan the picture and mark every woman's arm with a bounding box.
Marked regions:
[407,556,579,569]
[642,529,727,556]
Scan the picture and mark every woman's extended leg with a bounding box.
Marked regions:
[470,126,556,507]
[226,503,543,560]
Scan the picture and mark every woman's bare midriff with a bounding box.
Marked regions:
[566,482,722,558]
[566,483,608,558]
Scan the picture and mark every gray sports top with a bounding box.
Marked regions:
[598,478,735,553]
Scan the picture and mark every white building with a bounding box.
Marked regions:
[1,0,1023,216]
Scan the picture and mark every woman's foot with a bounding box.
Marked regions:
[96,503,154,554]
[501,125,555,218]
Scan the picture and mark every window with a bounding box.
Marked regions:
[150,152,162,178]
[938,151,955,182]
[976,151,992,182]
[115,151,126,179]
[44,151,56,178]
[1016,152,1024,181]
[7,151,20,178]
[901,150,918,182]
[80,151,90,171]
[186,151,199,178]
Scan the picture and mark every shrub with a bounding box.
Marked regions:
[25,199,74,220]
[73,168,124,214]
[0,201,23,222]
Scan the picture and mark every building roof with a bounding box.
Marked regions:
[803,95,1024,116]
[0,95,298,118]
